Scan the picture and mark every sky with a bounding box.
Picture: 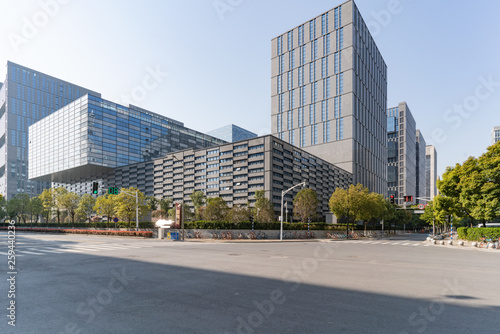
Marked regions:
[0,0,499,178]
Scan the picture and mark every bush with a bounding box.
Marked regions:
[457,227,469,240]
[465,228,500,242]
[185,221,335,231]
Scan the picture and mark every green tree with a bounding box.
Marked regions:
[53,187,69,224]
[77,194,96,224]
[254,190,275,223]
[203,197,228,222]
[153,197,172,219]
[14,193,30,224]
[94,194,117,229]
[59,192,80,227]
[0,195,7,223]
[115,187,148,228]
[146,196,159,211]
[293,188,319,223]
[6,197,20,222]
[190,191,205,220]
[329,184,384,236]
[29,196,44,226]
[39,188,56,224]
[227,205,250,223]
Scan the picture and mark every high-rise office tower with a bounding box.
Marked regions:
[207,124,257,143]
[425,145,438,201]
[271,0,388,194]
[492,126,500,144]
[0,61,99,199]
[387,102,417,206]
[415,130,427,204]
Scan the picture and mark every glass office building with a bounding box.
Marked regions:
[29,94,226,187]
[0,61,100,198]
[207,124,258,143]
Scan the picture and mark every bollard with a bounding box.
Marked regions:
[158,227,164,239]
[458,241,464,246]
[447,240,453,246]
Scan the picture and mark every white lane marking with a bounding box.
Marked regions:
[18,250,44,255]
[402,243,410,246]
[29,248,63,254]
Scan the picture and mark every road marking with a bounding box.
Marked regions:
[381,242,391,245]
[402,243,410,246]
[29,248,64,254]
[391,242,401,245]
[18,250,44,255]
[57,248,84,253]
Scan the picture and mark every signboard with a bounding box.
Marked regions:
[414,210,425,214]
[108,187,119,195]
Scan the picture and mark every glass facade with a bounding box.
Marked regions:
[29,94,226,183]
[206,124,257,143]
[0,61,100,199]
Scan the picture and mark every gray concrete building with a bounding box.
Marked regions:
[387,102,417,206]
[271,0,388,195]
[492,126,500,144]
[415,130,427,204]
[104,135,352,218]
[426,145,438,201]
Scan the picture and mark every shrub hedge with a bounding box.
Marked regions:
[1,222,155,229]
[457,227,500,241]
[0,227,153,238]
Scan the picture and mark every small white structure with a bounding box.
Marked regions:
[156,220,174,239]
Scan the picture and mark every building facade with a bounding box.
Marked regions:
[207,124,257,142]
[492,126,500,144]
[426,145,438,201]
[1,61,99,198]
[29,94,225,195]
[415,130,427,204]
[387,102,417,206]
[271,0,388,195]
[110,135,352,218]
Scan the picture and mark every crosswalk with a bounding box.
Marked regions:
[0,242,159,257]
[340,240,427,247]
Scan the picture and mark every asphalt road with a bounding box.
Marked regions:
[0,232,498,334]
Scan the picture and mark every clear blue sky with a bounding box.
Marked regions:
[1,0,499,178]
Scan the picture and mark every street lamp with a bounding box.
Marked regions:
[280,181,306,241]
[172,155,185,241]
[121,189,139,232]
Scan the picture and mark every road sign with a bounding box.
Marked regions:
[108,187,119,195]
[414,210,425,214]
[113,217,119,223]
[418,204,425,210]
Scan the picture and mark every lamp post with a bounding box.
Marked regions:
[280,181,306,241]
[172,155,185,241]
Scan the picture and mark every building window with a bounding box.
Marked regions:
[289,49,295,69]
[309,19,316,41]
[321,100,328,122]
[287,71,293,90]
[277,36,283,55]
[309,104,316,124]
[298,25,304,45]
[309,61,316,83]
[334,96,341,118]
[321,57,328,78]
[324,33,331,55]
[336,118,344,140]
[277,75,282,94]
[311,124,318,145]
[311,39,318,61]
[298,107,304,127]
[287,31,293,51]
[334,51,341,74]
[322,13,329,35]
[279,55,285,74]
[300,127,306,147]
[289,89,295,109]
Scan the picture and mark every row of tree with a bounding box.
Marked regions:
[422,142,500,228]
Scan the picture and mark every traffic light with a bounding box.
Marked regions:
[390,195,395,204]
[249,216,254,223]
[92,182,99,195]
[404,195,413,202]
